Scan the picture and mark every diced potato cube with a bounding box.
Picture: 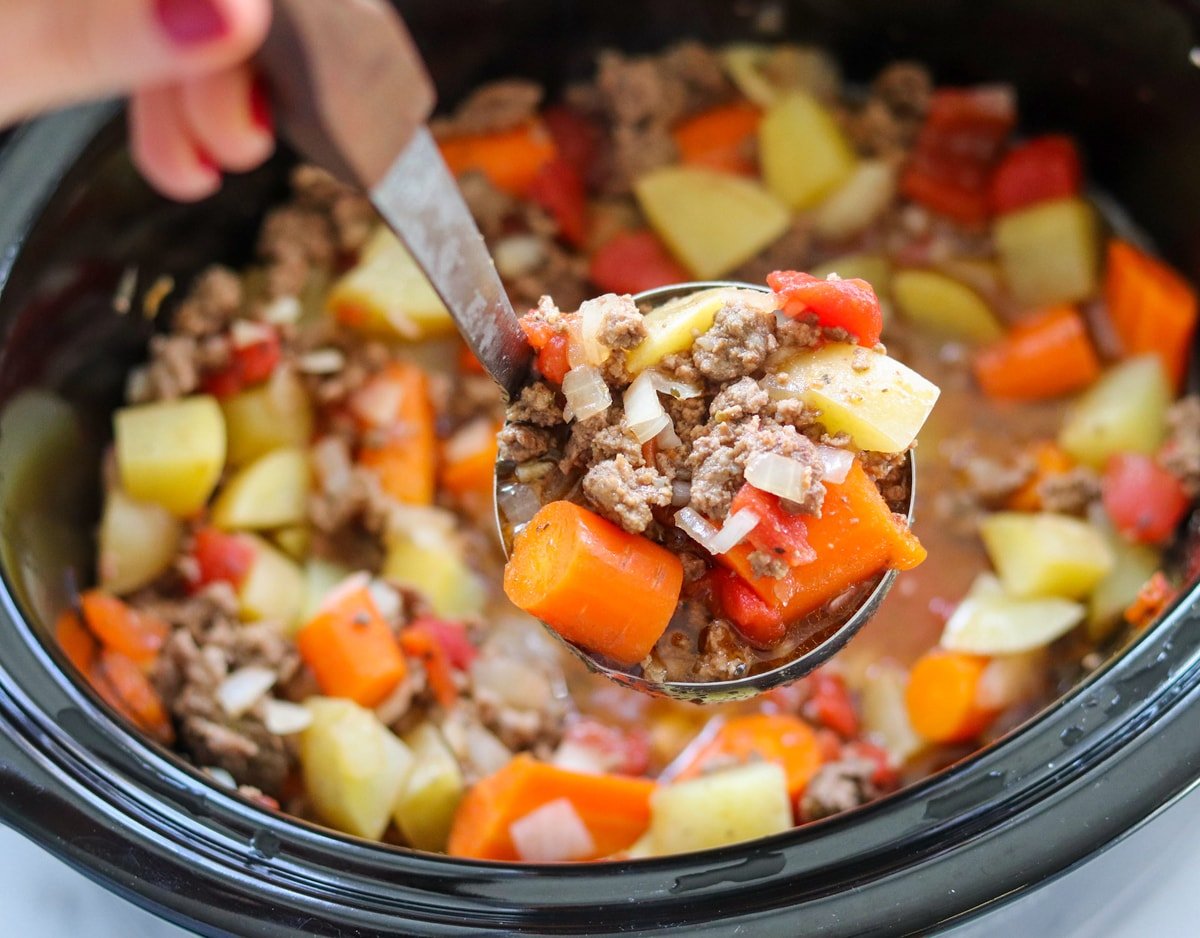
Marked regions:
[766,343,940,452]
[648,762,791,855]
[383,534,486,620]
[327,226,453,339]
[941,573,1085,654]
[395,723,465,852]
[626,287,776,374]
[980,512,1114,600]
[892,269,1003,342]
[719,44,841,107]
[634,167,791,279]
[115,395,226,516]
[98,488,183,595]
[302,557,351,623]
[759,92,856,209]
[272,525,310,559]
[859,663,925,764]
[812,160,897,241]
[238,534,305,629]
[1087,529,1161,641]
[220,367,313,467]
[302,697,413,840]
[1058,356,1170,468]
[212,447,310,531]
[994,197,1099,308]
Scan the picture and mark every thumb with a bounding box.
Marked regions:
[0,0,271,125]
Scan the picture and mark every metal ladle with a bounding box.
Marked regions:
[256,0,915,702]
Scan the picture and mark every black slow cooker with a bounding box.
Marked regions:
[0,1,1198,934]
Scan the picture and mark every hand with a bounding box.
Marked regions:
[0,0,273,201]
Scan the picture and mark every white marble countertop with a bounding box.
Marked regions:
[1,819,1196,936]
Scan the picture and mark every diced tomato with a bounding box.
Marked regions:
[990,135,1082,214]
[899,162,992,226]
[804,670,859,738]
[1124,570,1175,630]
[561,718,651,777]
[1101,453,1191,544]
[189,527,256,590]
[710,567,787,648]
[409,617,478,671]
[400,625,458,709]
[458,343,487,375]
[589,230,690,297]
[528,157,588,247]
[814,727,843,763]
[201,327,282,398]
[843,740,900,789]
[730,483,817,567]
[767,270,884,347]
[518,310,574,384]
[542,105,603,182]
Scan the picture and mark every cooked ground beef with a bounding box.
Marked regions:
[1037,466,1101,516]
[590,293,647,350]
[498,423,555,464]
[691,620,750,681]
[1162,395,1200,496]
[709,377,770,423]
[749,550,789,579]
[507,381,564,427]
[800,757,882,821]
[582,454,673,533]
[946,439,1035,507]
[431,79,543,137]
[692,301,778,382]
[172,266,243,338]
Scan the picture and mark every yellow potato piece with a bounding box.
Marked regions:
[626,287,775,375]
[634,166,790,279]
[98,488,183,595]
[302,557,351,623]
[994,196,1099,308]
[812,160,897,240]
[980,512,1114,600]
[1058,356,1170,468]
[759,91,856,209]
[766,343,940,452]
[115,395,226,516]
[648,762,791,855]
[212,447,310,531]
[1087,526,1161,641]
[940,573,1085,655]
[327,226,452,339]
[221,367,313,467]
[272,525,310,560]
[395,723,465,852]
[383,535,486,620]
[237,534,305,629]
[302,697,413,841]
[892,269,1003,343]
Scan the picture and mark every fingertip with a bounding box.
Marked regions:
[178,67,275,174]
[129,87,223,202]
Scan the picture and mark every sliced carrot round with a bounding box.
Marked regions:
[905,649,994,743]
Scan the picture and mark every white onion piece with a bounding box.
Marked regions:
[230,319,273,348]
[745,452,817,503]
[262,295,301,324]
[493,234,546,279]
[648,370,703,400]
[263,699,314,735]
[623,370,669,443]
[675,507,720,554]
[816,445,855,484]
[510,797,596,862]
[296,348,346,375]
[561,365,611,422]
[350,375,404,426]
[216,666,277,719]
[552,740,608,775]
[471,657,553,711]
[671,480,692,506]
[367,578,403,622]
[465,722,512,776]
[497,481,541,527]
[566,318,588,369]
[445,417,497,464]
[654,419,683,450]
[708,508,760,554]
[578,297,613,366]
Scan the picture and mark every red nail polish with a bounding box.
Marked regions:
[250,76,274,135]
[154,0,229,46]
[195,146,220,175]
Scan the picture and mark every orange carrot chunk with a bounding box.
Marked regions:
[972,304,1101,400]
[80,589,170,668]
[55,609,98,674]
[672,102,762,176]
[503,501,684,667]
[905,649,995,743]
[446,754,655,860]
[354,362,437,506]
[1105,239,1198,390]
[439,122,558,197]
[91,648,175,745]
[671,714,823,801]
[439,421,501,508]
[296,583,407,707]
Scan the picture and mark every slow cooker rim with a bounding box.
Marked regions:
[0,105,1197,937]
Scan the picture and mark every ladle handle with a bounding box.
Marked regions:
[255,0,437,189]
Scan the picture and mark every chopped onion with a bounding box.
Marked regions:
[561,365,611,422]
[204,767,238,789]
[623,370,669,443]
[350,375,404,426]
[445,417,497,464]
[510,797,596,862]
[497,481,541,527]
[216,666,277,719]
[310,435,354,491]
[974,651,1047,711]
[263,699,314,735]
[263,295,302,324]
[230,319,274,348]
[493,234,546,279]
[465,722,512,776]
[566,317,587,369]
[675,507,720,554]
[471,657,552,711]
[671,480,692,507]
[552,740,608,776]
[578,296,613,366]
[745,452,817,504]
[709,508,761,554]
[647,370,703,400]
[816,445,855,484]
[367,578,403,622]
[654,419,682,450]
[296,348,346,374]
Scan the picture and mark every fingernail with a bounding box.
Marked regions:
[154,0,229,46]
[195,146,220,175]
[250,76,274,134]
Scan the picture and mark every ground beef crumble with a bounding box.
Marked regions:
[692,302,778,382]
[582,454,673,533]
[1162,395,1200,496]
[800,757,883,821]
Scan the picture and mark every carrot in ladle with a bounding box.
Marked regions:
[503,500,684,667]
